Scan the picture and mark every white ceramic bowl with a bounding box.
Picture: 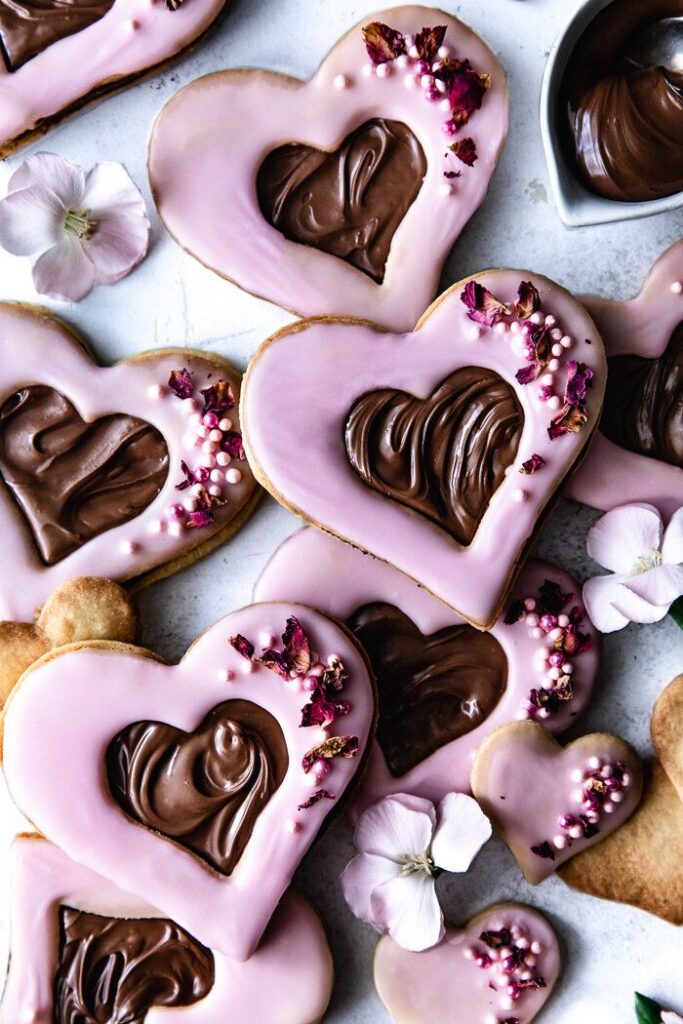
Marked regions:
[540,0,683,227]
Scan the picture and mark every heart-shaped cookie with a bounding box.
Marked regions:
[254,527,600,812]
[566,240,683,519]
[148,5,509,333]
[0,303,259,621]
[471,721,642,884]
[0,0,228,157]
[374,901,561,1024]
[243,269,606,628]
[1,601,376,960]
[1,836,333,1024]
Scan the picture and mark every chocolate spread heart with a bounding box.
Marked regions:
[0,0,115,72]
[55,906,214,1024]
[106,699,289,876]
[347,602,507,776]
[0,384,169,565]
[600,323,683,467]
[256,118,426,284]
[345,367,524,546]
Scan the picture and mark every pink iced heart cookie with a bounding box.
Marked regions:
[0,0,228,157]
[471,721,643,885]
[0,303,259,621]
[374,901,561,1024]
[0,836,333,1024]
[242,270,606,628]
[148,5,509,332]
[567,240,683,520]
[254,528,600,813]
[1,601,376,960]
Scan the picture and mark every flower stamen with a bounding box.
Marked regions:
[630,548,662,576]
[399,851,437,877]
[64,208,97,240]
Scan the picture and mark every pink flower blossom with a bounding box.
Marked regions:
[0,153,149,302]
[341,792,491,951]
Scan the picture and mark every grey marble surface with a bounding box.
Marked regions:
[0,0,682,1021]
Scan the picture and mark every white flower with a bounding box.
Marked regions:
[662,1013,683,1023]
[341,792,491,952]
[583,504,683,633]
[0,152,150,302]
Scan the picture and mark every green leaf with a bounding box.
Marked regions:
[670,596,683,631]
[635,992,662,1024]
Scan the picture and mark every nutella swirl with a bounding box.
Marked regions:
[344,367,524,546]
[0,385,169,565]
[106,699,289,876]
[257,118,427,284]
[347,602,507,776]
[55,906,214,1024]
[560,0,683,202]
[601,323,683,466]
[0,0,115,72]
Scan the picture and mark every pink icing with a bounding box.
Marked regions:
[0,304,257,621]
[148,5,509,333]
[253,527,600,816]
[0,837,333,1024]
[1,601,375,960]
[471,724,642,885]
[0,0,226,150]
[374,901,561,1024]
[567,240,683,520]
[242,269,606,629]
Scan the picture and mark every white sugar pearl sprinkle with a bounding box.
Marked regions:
[671,281,683,294]
[146,384,165,399]
[120,540,138,554]
[333,74,350,90]
[512,488,528,502]
[468,325,482,340]
[217,451,231,467]
[227,468,242,484]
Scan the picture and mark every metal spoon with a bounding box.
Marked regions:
[625,15,683,75]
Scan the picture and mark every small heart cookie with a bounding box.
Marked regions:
[471,721,642,884]
[254,527,600,811]
[0,576,138,710]
[149,5,509,332]
[1,601,376,960]
[566,240,683,519]
[374,901,561,1024]
[242,270,606,628]
[652,673,683,799]
[0,836,333,1024]
[0,303,259,621]
[0,0,229,157]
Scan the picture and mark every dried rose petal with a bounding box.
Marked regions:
[414,25,446,62]
[362,21,405,64]
[504,598,525,625]
[480,927,513,949]
[168,368,193,399]
[443,169,462,180]
[548,403,589,440]
[515,362,542,386]
[563,360,594,405]
[538,579,573,614]
[175,460,195,490]
[520,453,546,475]
[282,616,312,675]
[255,649,290,679]
[518,976,546,991]
[300,689,352,729]
[512,281,541,320]
[448,64,490,125]
[222,431,245,460]
[230,634,254,659]
[460,280,509,326]
[302,735,359,773]
[531,841,556,860]
[186,508,214,529]
[298,789,335,810]
[200,380,235,415]
[321,659,346,692]
[450,137,477,166]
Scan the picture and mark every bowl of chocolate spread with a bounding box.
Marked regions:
[541,0,683,226]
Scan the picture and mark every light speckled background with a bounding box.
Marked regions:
[0,0,682,1020]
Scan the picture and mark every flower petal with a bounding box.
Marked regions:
[431,792,492,873]
[340,852,401,925]
[586,504,664,573]
[354,794,436,860]
[582,575,632,633]
[82,162,149,283]
[661,1012,683,1024]
[31,236,95,302]
[370,871,444,952]
[624,564,683,606]
[662,506,683,565]
[0,185,65,256]
[8,152,85,207]
[609,583,670,625]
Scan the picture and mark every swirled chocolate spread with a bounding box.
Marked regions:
[256,118,427,284]
[560,0,683,202]
[106,699,289,876]
[0,385,169,565]
[0,0,115,72]
[347,602,507,776]
[54,905,214,1024]
[344,367,524,546]
[601,323,683,466]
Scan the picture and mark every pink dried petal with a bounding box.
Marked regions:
[504,599,525,625]
[564,360,594,405]
[222,431,245,460]
[362,21,405,64]
[230,634,254,660]
[282,616,312,674]
[531,841,555,860]
[300,690,352,728]
[175,460,195,490]
[538,579,573,614]
[200,380,235,415]
[548,403,589,440]
[255,649,290,679]
[448,65,490,125]
[520,453,546,474]
[512,281,541,319]
[414,25,446,62]
[298,790,335,810]
[168,368,193,399]
[302,735,359,773]
[460,280,509,326]
[186,508,214,529]
[450,137,477,166]
[516,362,542,386]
